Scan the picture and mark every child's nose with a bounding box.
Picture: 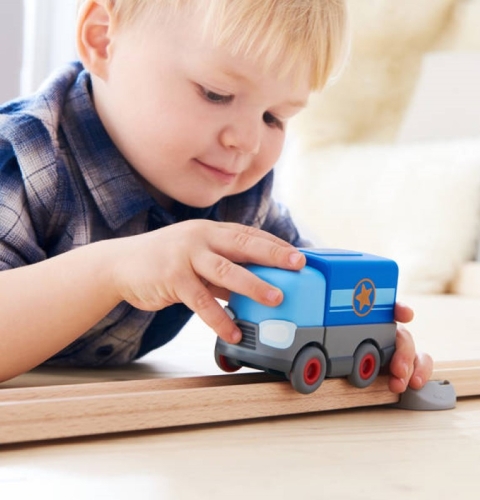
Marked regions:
[220,119,261,155]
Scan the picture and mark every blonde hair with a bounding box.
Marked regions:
[77,0,349,90]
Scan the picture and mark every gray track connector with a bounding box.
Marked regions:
[392,380,457,411]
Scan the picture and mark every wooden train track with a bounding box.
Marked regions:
[0,359,479,445]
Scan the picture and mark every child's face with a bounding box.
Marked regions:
[94,7,310,209]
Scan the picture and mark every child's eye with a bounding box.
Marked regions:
[263,111,284,130]
[200,87,233,105]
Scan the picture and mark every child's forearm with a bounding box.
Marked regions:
[0,220,308,383]
[0,240,122,382]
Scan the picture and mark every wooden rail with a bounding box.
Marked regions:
[0,360,479,445]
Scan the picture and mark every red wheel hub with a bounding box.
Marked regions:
[359,353,376,380]
[218,355,239,373]
[303,358,321,385]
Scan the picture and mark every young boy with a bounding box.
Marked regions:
[0,0,432,391]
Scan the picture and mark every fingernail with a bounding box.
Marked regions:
[289,252,302,266]
[266,288,282,304]
[413,375,423,387]
[231,329,242,343]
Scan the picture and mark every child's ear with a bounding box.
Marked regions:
[76,0,114,80]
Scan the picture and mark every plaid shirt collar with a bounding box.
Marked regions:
[61,65,156,231]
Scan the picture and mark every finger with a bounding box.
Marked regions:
[206,284,231,302]
[408,351,434,390]
[388,324,416,393]
[197,253,285,306]
[218,223,294,247]
[213,224,306,271]
[177,278,242,344]
[394,302,414,323]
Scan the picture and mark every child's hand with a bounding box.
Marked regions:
[112,220,306,343]
[388,302,433,393]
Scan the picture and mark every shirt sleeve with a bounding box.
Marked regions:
[0,146,47,270]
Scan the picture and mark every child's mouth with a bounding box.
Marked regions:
[194,159,238,185]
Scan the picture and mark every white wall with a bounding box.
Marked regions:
[0,0,24,103]
[0,0,77,103]
[21,0,77,96]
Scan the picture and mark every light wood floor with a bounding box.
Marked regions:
[1,294,479,499]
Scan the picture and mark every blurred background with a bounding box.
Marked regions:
[0,0,23,103]
[0,0,76,103]
[1,0,480,296]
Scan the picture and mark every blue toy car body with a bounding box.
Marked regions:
[214,249,399,394]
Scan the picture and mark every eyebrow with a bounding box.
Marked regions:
[286,99,308,109]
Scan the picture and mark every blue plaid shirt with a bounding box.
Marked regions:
[0,62,308,367]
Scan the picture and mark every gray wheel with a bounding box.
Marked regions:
[289,346,327,394]
[348,342,380,388]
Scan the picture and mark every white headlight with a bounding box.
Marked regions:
[259,320,296,349]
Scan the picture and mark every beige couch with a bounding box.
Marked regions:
[274,0,480,361]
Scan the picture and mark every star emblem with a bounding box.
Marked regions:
[355,283,372,310]
[353,279,376,317]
